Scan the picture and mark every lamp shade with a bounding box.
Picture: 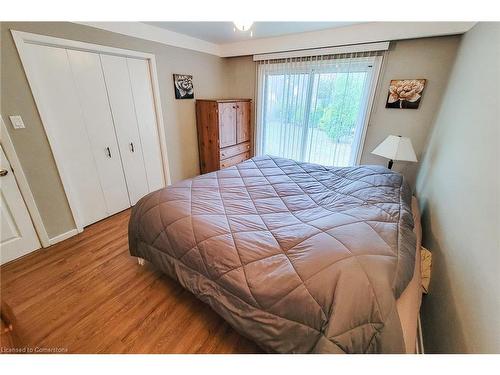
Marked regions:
[371,135,417,162]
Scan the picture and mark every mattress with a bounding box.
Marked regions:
[128,156,417,353]
[396,197,422,354]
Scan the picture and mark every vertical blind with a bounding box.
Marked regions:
[255,51,383,167]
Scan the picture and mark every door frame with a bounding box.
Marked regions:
[11,30,172,233]
[0,116,47,247]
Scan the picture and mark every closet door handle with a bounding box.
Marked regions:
[130,142,135,153]
[106,147,112,158]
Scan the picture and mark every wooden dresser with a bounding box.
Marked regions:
[195,99,252,173]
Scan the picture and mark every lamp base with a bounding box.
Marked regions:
[388,159,394,169]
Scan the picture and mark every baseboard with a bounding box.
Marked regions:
[49,229,79,245]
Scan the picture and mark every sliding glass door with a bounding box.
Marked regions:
[256,54,381,166]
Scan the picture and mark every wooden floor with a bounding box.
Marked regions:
[0,209,262,353]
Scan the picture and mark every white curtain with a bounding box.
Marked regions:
[255,52,383,166]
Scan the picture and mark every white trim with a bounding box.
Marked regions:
[147,57,172,186]
[48,229,79,246]
[253,42,390,61]
[75,22,220,56]
[0,116,50,247]
[11,29,172,233]
[355,55,384,165]
[12,30,163,60]
[220,22,476,57]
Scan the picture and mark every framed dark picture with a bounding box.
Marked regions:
[386,79,426,109]
[173,74,194,99]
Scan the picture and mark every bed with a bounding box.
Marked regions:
[128,155,418,353]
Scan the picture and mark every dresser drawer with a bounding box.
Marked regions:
[220,151,251,169]
[220,142,251,160]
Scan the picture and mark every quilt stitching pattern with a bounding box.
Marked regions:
[131,155,415,353]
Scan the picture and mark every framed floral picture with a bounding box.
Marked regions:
[386,79,426,109]
[173,74,194,99]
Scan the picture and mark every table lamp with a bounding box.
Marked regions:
[371,135,417,169]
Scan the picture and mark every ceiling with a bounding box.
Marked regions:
[142,22,359,44]
[79,22,476,57]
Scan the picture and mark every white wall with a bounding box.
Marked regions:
[1,21,229,238]
[416,22,500,353]
[361,36,461,189]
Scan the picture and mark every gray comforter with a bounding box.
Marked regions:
[128,156,416,353]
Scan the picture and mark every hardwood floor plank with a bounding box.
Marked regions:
[0,209,262,354]
[47,269,162,352]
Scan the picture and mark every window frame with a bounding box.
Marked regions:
[255,55,384,166]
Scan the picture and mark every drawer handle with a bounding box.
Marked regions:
[106,147,112,158]
[130,142,135,153]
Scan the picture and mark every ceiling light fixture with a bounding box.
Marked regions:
[233,21,253,32]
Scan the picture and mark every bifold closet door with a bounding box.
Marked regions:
[23,43,108,226]
[126,58,164,192]
[66,49,130,215]
[100,55,149,205]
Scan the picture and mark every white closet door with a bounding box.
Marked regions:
[23,43,107,226]
[127,58,165,192]
[100,54,149,205]
[66,49,130,215]
[0,145,40,265]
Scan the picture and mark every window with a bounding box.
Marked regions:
[256,53,382,166]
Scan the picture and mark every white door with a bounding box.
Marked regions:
[66,49,131,215]
[126,58,165,192]
[100,54,149,204]
[0,145,40,265]
[23,43,108,227]
[16,34,167,234]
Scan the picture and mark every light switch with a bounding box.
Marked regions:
[9,115,26,129]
